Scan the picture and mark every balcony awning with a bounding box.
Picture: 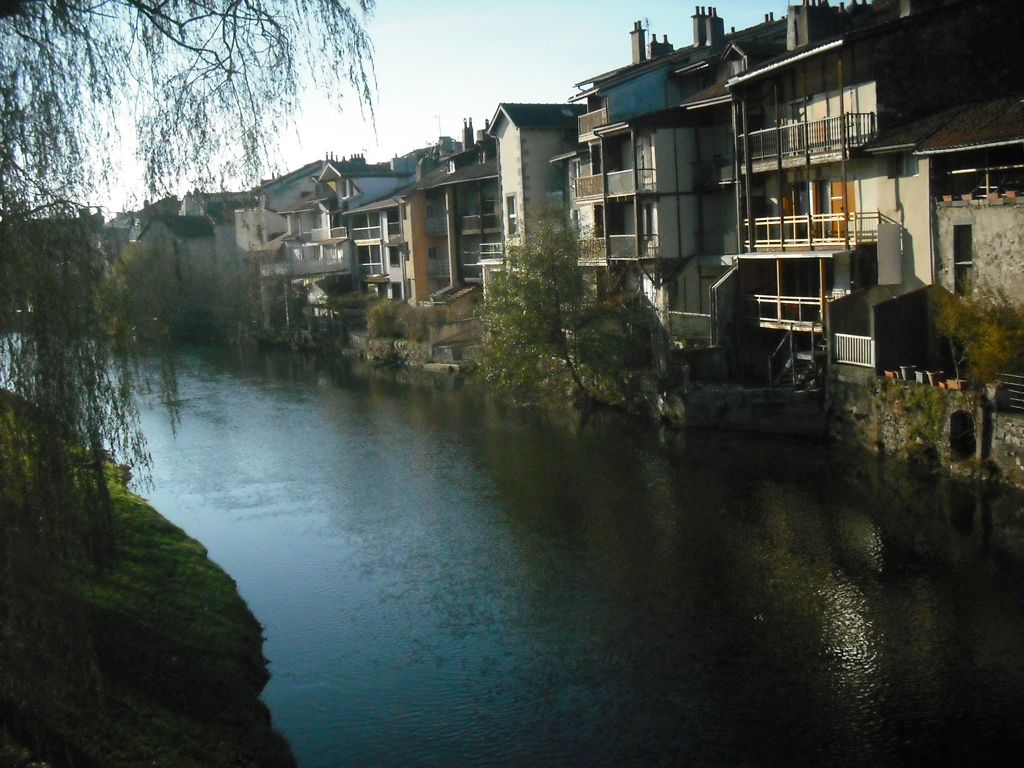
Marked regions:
[594,121,629,138]
[362,274,390,284]
[738,250,853,260]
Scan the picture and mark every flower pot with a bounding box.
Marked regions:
[938,381,947,389]
[885,370,897,379]
[942,195,953,202]
[900,365,913,380]
[946,379,964,390]
[927,370,943,386]
[962,194,973,202]
[987,192,1000,200]
[1006,190,1018,199]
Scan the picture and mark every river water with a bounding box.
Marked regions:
[138,346,1024,767]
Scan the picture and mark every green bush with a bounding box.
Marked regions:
[366,300,449,341]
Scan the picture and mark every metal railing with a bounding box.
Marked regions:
[579,108,608,138]
[425,216,448,235]
[639,234,658,259]
[387,221,402,239]
[606,169,635,197]
[745,113,877,164]
[573,174,603,199]
[330,226,348,240]
[427,259,449,277]
[462,214,482,233]
[747,211,883,249]
[834,333,874,367]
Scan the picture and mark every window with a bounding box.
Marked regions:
[388,247,401,268]
[953,224,973,294]
[390,282,402,300]
[506,195,518,236]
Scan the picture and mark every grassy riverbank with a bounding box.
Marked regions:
[0,472,295,767]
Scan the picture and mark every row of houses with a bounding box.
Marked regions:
[136,0,1024,386]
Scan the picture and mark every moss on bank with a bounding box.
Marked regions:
[0,473,295,768]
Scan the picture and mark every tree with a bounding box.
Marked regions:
[936,285,1024,386]
[478,206,644,409]
[1,0,376,554]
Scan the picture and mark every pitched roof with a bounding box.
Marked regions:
[342,158,499,217]
[276,195,330,214]
[489,103,584,132]
[867,95,1024,154]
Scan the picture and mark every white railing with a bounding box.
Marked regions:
[747,211,884,249]
[606,169,635,197]
[330,226,348,240]
[640,234,658,259]
[834,333,874,367]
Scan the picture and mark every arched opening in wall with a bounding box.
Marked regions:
[949,410,975,459]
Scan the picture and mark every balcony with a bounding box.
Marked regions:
[743,294,823,331]
[606,169,635,197]
[479,242,503,263]
[669,312,712,344]
[460,214,498,234]
[260,259,350,278]
[427,258,449,277]
[608,234,637,260]
[833,333,874,368]
[746,211,884,250]
[637,169,657,193]
[573,174,603,200]
[386,221,402,242]
[310,226,331,242]
[329,226,348,241]
[640,234,659,259]
[578,237,606,266]
[352,225,382,242]
[578,108,608,141]
[425,216,448,236]
[742,113,877,173]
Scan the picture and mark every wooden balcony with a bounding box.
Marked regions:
[746,211,883,250]
[578,108,608,140]
[578,237,606,266]
[742,113,877,173]
[573,174,603,200]
[743,294,823,332]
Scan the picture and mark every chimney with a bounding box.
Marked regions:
[649,33,674,58]
[692,6,707,47]
[705,6,725,47]
[630,20,647,64]
[462,118,474,150]
[787,0,845,50]
[900,0,941,17]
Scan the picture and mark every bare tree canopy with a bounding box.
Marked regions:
[1,0,376,208]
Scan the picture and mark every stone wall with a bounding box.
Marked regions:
[935,196,1024,299]
[989,412,1024,488]
[659,386,827,437]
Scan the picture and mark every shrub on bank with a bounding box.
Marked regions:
[367,300,451,343]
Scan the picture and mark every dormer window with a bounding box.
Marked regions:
[448,160,456,174]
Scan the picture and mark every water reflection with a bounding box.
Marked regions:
[139,347,1024,767]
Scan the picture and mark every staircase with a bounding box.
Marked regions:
[769,330,825,392]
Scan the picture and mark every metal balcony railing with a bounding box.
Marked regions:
[637,169,656,193]
[330,226,348,240]
[608,234,636,259]
[579,108,608,139]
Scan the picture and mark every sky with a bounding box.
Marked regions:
[275,0,785,175]
[109,1,786,210]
